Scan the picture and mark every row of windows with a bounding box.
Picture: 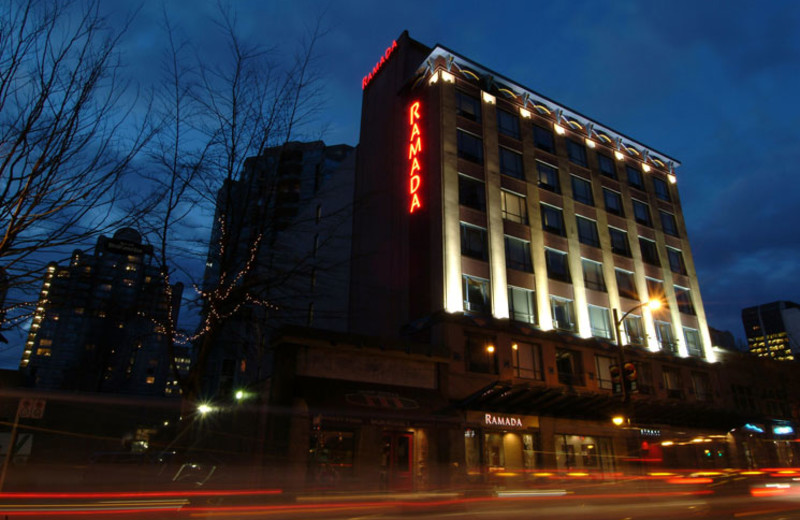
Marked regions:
[459,208,688,276]
[459,163,679,237]
[455,90,673,201]
[466,337,709,398]
[462,274,703,355]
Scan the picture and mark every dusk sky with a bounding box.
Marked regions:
[3,0,799,366]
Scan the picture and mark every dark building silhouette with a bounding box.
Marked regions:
[19,228,185,396]
[742,301,800,360]
[201,141,355,397]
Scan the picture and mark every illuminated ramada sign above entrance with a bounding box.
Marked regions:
[484,413,523,427]
[408,101,422,214]
[362,40,398,90]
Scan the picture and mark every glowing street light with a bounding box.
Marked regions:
[197,403,215,416]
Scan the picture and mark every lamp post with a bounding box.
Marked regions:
[612,299,662,405]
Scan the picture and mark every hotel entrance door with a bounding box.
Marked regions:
[380,432,413,490]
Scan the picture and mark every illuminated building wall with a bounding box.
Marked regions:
[350,32,714,362]
[19,228,183,396]
[742,301,800,361]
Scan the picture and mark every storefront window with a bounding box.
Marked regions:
[555,434,614,472]
[309,430,355,485]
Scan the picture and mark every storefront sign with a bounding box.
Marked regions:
[362,40,398,90]
[408,101,423,213]
[773,425,794,436]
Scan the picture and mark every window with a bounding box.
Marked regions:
[675,286,695,315]
[655,321,676,354]
[571,175,593,206]
[461,223,488,260]
[652,176,671,201]
[541,204,565,236]
[582,259,606,292]
[545,249,570,282]
[501,190,527,224]
[457,129,484,164]
[659,211,679,236]
[466,334,497,374]
[597,153,616,178]
[513,342,542,379]
[609,227,631,256]
[497,108,520,139]
[632,199,652,226]
[667,247,687,275]
[692,372,712,401]
[646,278,666,305]
[662,366,683,398]
[684,328,703,357]
[627,165,644,190]
[636,362,654,394]
[533,124,555,153]
[463,275,490,313]
[459,174,486,211]
[550,296,575,331]
[556,348,584,386]
[456,90,481,122]
[537,162,560,192]
[603,188,624,217]
[639,237,659,266]
[509,286,537,324]
[499,147,524,179]
[588,305,613,339]
[624,315,645,346]
[505,236,533,272]
[576,216,600,247]
[595,355,615,390]
[566,139,587,167]
[614,269,637,300]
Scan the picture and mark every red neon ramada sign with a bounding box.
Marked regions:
[362,40,398,90]
[408,101,422,213]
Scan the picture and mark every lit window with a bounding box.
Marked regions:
[541,204,565,236]
[497,108,520,139]
[550,296,575,331]
[632,199,652,226]
[505,236,533,272]
[582,259,606,292]
[457,129,484,164]
[500,189,527,224]
[571,175,593,206]
[545,248,570,283]
[588,305,613,339]
[463,275,490,313]
[533,124,555,153]
[459,174,486,212]
[499,147,524,179]
[508,286,536,324]
[655,321,676,354]
[145,376,155,384]
[456,91,481,122]
[460,223,488,261]
[576,216,600,247]
[684,328,703,357]
[624,315,645,346]
[537,161,560,192]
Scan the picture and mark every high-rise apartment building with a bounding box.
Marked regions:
[19,228,184,396]
[742,301,800,360]
[201,141,355,397]
[350,32,713,362]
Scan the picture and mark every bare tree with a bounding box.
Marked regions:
[0,0,152,335]
[141,4,327,403]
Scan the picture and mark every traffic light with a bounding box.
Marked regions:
[623,362,638,393]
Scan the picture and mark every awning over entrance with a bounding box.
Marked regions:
[456,381,750,431]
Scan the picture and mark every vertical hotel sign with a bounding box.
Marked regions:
[408,101,422,213]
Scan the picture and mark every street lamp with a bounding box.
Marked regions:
[612,299,662,404]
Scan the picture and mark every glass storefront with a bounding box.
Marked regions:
[555,434,615,472]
